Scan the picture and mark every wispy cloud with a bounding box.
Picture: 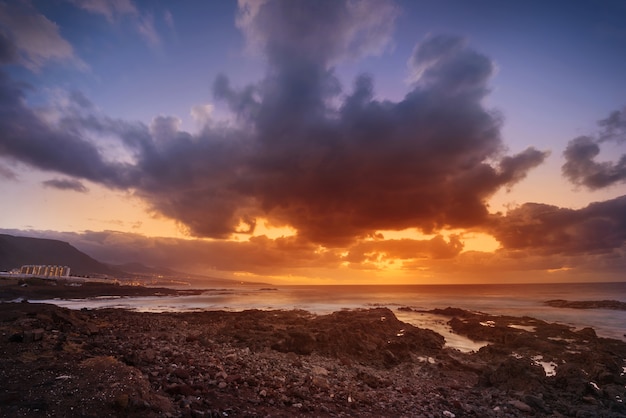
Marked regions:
[42,178,89,193]
[163,9,174,30]
[0,163,16,180]
[67,0,137,21]
[136,14,160,47]
[0,2,85,70]
[67,0,162,47]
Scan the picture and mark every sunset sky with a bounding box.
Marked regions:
[1,0,625,284]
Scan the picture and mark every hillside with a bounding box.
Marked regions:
[0,234,119,276]
[110,262,269,286]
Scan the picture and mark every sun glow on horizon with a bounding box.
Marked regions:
[374,228,501,253]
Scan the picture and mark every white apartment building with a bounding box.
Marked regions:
[19,265,71,277]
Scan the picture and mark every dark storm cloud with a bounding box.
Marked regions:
[1,0,548,246]
[562,107,626,189]
[0,70,136,188]
[42,178,88,193]
[202,29,546,245]
[488,195,626,255]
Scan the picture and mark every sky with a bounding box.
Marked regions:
[0,0,625,285]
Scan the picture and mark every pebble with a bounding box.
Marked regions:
[311,366,328,376]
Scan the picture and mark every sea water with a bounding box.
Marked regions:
[39,282,626,350]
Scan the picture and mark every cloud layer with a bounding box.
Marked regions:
[0,0,550,249]
[5,190,625,283]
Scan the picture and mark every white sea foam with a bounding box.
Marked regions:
[509,324,536,332]
[532,355,557,376]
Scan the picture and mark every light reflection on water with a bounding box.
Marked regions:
[38,282,626,345]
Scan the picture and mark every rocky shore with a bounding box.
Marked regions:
[0,277,204,301]
[1,298,626,418]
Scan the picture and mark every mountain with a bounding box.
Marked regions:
[0,234,119,276]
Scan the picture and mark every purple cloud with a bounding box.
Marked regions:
[562,107,626,189]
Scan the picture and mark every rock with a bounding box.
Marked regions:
[114,393,129,409]
[311,366,328,376]
[23,328,44,342]
[545,299,626,311]
[173,367,189,379]
[226,374,242,384]
[523,394,547,412]
[357,371,389,389]
[577,327,597,339]
[554,363,589,396]
[311,376,330,390]
[483,357,546,392]
[165,384,195,396]
[508,399,532,412]
[442,410,455,417]
[272,330,316,355]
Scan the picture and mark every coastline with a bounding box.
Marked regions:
[4,278,626,342]
[0,277,209,302]
[2,298,626,416]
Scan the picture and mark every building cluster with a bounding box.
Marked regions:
[20,265,71,277]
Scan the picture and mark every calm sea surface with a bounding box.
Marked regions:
[41,282,626,350]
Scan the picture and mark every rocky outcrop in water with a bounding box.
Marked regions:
[427,307,626,417]
[545,299,626,310]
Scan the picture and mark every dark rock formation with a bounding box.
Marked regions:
[545,299,626,311]
[422,307,626,417]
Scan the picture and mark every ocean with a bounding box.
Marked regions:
[40,282,626,352]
